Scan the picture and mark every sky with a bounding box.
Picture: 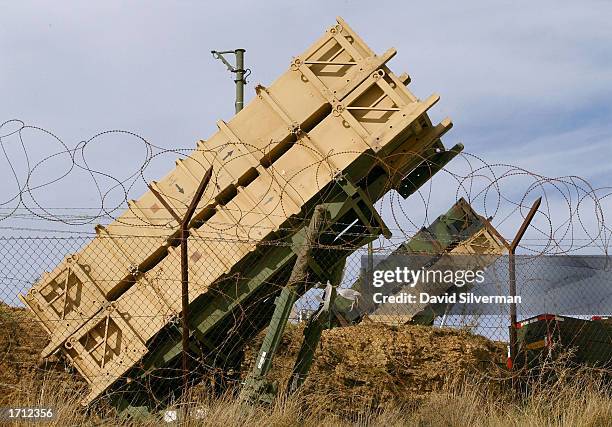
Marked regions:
[1,0,611,247]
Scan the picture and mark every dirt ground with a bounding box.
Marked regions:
[243,323,506,414]
[0,302,505,415]
[0,303,84,406]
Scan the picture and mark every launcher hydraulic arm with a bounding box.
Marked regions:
[240,205,330,403]
[286,259,346,396]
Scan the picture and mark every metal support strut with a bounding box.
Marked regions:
[286,258,346,395]
[240,204,329,403]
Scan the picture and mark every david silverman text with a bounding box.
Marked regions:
[372,292,522,304]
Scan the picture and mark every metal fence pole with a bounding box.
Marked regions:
[367,241,374,284]
[509,197,541,368]
[179,167,213,393]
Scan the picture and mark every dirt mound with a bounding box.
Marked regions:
[0,303,83,405]
[0,302,505,414]
[243,323,505,414]
[0,303,48,391]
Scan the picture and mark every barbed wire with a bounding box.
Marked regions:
[1,119,610,412]
[1,119,610,252]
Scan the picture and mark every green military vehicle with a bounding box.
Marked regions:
[514,314,612,370]
[335,197,507,325]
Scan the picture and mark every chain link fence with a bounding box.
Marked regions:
[1,232,610,412]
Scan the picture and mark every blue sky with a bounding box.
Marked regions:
[1,1,611,249]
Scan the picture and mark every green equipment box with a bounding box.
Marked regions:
[514,314,612,369]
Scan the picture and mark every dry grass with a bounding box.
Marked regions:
[241,322,506,414]
[2,306,609,425]
[3,364,610,427]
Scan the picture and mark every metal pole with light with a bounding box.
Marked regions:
[211,49,250,113]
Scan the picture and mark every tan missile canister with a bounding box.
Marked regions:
[20,17,459,405]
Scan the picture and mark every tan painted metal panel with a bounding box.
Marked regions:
[62,302,149,404]
[20,17,458,405]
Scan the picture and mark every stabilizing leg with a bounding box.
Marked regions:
[240,205,329,404]
[286,258,346,395]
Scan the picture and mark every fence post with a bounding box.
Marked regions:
[508,197,541,369]
[152,167,213,407]
[179,167,213,396]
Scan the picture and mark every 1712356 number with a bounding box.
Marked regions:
[0,407,56,422]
